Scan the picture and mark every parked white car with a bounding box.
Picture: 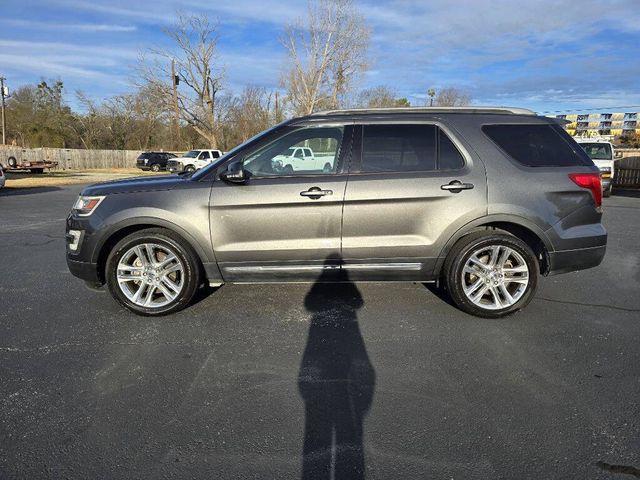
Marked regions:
[167,149,223,173]
[272,147,333,174]
[575,138,615,197]
[0,165,5,190]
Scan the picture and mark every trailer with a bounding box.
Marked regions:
[4,155,58,174]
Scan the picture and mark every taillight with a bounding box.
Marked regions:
[569,173,602,208]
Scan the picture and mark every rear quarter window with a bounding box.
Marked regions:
[482,124,592,167]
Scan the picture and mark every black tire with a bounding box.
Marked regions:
[323,162,332,173]
[7,156,17,168]
[150,163,161,172]
[105,228,201,316]
[282,164,294,174]
[603,187,612,198]
[443,231,538,318]
[31,168,44,174]
[184,165,196,173]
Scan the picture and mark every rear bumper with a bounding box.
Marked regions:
[548,245,606,275]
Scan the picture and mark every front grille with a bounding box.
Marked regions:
[167,160,182,172]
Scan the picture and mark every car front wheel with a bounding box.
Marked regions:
[444,232,538,318]
[105,228,201,316]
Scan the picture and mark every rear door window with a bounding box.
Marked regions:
[359,124,465,172]
[361,125,436,172]
[482,124,592,167]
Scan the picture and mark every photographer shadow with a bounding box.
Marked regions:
[298,256,375,480]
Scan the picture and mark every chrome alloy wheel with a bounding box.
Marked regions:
[116,243,185,308]
[461,245,530,310]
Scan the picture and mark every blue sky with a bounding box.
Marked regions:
[1,0,639,114]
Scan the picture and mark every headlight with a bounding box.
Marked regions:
[72,195,105,216]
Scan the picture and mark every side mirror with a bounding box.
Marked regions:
[220,161,248,184]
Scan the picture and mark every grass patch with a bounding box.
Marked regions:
[4,168,163,189]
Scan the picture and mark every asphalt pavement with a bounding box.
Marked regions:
[1,185,639,479]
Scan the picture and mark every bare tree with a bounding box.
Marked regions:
[356,86,411,108]
[434,88,471,107]
[139,13,224,148]
[282,0,370,115]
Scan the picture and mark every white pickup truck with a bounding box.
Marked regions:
[271,147,333,174]
[167,149,223,173]
[575,138,615,197]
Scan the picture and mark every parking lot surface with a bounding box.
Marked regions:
[1,185,639,479]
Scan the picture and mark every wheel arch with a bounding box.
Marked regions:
[94,218,210,284]
[434,215,553,278]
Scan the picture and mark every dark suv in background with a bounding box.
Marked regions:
[135,151,177,172]
[67,107,606,318]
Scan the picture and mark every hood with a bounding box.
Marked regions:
[81,174,187,196]
[171,156,196,162]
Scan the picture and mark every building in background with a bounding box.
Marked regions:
[554,112,639,137]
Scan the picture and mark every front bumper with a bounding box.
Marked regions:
[67,257,101,283]
[167,162,184,173]
[548,245,606,275]
[66,212,105,284]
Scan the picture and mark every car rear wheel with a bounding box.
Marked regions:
[105,228,201,316]
[444,232,538,318]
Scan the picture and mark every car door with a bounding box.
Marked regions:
[209,124,353,282]
[341,122,487,280]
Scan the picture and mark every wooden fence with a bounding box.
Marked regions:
[614,156,640,188]
[0,146,143,170]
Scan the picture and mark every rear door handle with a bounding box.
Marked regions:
[300,186,333,199]
[441,180,474,193]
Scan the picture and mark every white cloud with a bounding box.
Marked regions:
[4,19,136,32]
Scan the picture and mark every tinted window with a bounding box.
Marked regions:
[212,151,221,158]
[483,124,592,167]
[137,152,151,160]
[199,151,211,160]
[362,125,436,172]
[439,129,465,170]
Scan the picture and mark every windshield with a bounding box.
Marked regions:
[182,150,201,158]
[579,143,612,160]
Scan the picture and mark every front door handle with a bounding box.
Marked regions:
[441,180,474,193]
[300,186,333,199]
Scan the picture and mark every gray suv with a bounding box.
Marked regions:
[66,107,607,318]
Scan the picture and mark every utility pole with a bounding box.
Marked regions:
[274,91,279,123]
[171,59,181,148]
[0,76,7,145]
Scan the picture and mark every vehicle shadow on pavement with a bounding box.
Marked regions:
[0,186,62,196]
[298,255,375,480]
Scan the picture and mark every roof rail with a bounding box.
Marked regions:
[310,106,537,116]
